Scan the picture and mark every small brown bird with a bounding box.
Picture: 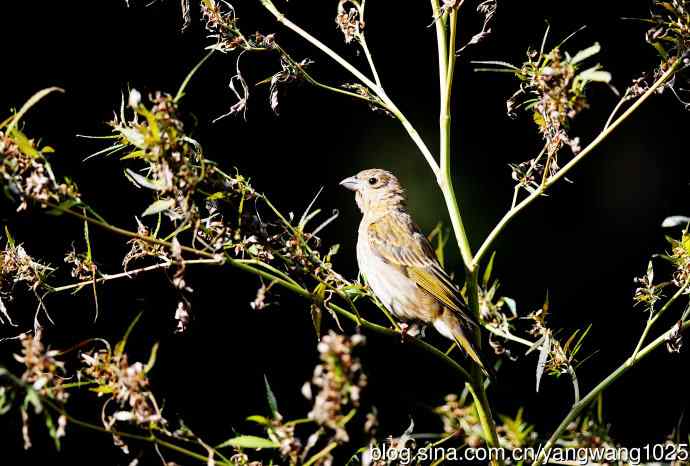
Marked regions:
[340,168,490,375]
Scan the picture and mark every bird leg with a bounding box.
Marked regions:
[399,323,411,342]
[398,322,424,342]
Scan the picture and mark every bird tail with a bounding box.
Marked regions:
[436,310,494,379]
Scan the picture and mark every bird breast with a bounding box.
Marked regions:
[356,221,439,322]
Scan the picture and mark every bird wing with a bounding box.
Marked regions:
[367,212,477,327]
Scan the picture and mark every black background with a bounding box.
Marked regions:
[1,0,689,464]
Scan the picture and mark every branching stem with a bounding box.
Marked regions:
[473,59,683,269]
[532,318,690,466]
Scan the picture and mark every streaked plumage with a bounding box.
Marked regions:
[340,168,490,375]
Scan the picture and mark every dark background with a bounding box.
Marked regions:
[1,0,689,464]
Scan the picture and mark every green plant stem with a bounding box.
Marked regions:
[472,58,683,269]
[303,441,338,466]
[259,0,440,175]
[430,2,500,460]
[434,5,474,269]
[532,318,690,466]
[359,35,382,87]
[466,271,501,463]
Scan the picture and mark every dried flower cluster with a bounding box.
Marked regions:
[527,303,590,394]
[647,0,690,62]
[14,331,68,403]
[12,331,68,449]
[666,319,684,353]
[114,90,205,226]
[81,347,165,430]
[662,230,690,287]
[64,246,96,281]
[0,129,79,211]
[336,1,364,44]
[0,240,51,326]
[633,261,665,312]
[493,41,611,192]
[303,332,367,443]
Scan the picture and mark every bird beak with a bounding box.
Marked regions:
[339,176,359,191]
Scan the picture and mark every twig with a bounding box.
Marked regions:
[49,259,222,293]
[473,58,683,269]
[259,0,440,175]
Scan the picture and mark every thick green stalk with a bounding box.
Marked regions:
[532,318,690,466]
[430,3,500,461]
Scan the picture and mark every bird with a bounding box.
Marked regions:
[340,168,491,376]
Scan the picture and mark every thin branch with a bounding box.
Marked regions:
[473,58,683,269]
[49,259,222,293]
[532,317,690,466]
[359,35,382,87]
[48,203,219,260]
[259,0,440,175]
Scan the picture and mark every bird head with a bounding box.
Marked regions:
[339,168,406,214]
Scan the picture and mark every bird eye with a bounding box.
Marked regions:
[368,177,378,185]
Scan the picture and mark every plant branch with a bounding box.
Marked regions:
[631,278,690,362]
[473,59,683,269]
[48,203,219,260]
[429,2,500,459]
[433,4,474,269]
[259,0,440,175]
[49,259,222,293]
[46,202,471,381]
[532,316,690,466]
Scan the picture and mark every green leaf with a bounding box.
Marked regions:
[569,42,601,65]
[45,199,81,216]
[535,334,551,393]
[4,226,15,248]
[10,129,40,158]
[117,127,146,149]
[217,435,279,450]
[246,415,271,425]
[0,385,13,416]
[125,169,165,191]
[144,342,160,374]
[311,305,322,339]
[482,251,497,288]
[115,312,143,357]
[206,192,226,201]
[142,199,175,216]
[44,412,61,450]
[264,375,279,419]
[662,216,690,228]
[502,297,517,317]
[5,87,64,134]
[578,67,611,84]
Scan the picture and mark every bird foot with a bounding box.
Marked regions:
[398,323,423,342]
[399,323,411,342]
